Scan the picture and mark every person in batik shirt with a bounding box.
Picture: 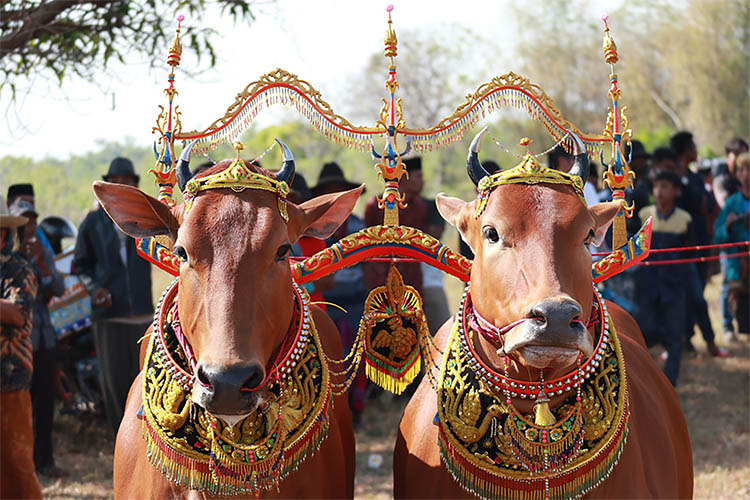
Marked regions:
[0,194,42,499]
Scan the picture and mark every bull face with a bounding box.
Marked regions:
[438,141,621,383]
[93,158,362,421]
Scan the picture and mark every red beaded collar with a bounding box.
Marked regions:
[459,286,609,399]
[153,279,308,393]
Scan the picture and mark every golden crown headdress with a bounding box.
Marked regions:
[468,127,588,218]
[179,139,294,221]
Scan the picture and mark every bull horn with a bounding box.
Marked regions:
[566,131,590,182]
[467,126,491,186]
[177,140,199,191]
[274,138,295,184]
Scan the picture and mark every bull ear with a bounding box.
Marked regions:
[93,181,179,240]
[589,200,624,247]
[289,185,365,240]
[436,193,475,251]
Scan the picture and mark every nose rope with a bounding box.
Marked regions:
[469,296,599,345]
[171,305,200,380]
[177,283,305,393]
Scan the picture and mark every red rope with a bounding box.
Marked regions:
[592,240,750,256]
[636,251,750,266]
[290,242,750,266]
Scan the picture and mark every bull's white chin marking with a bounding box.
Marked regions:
[212,412,254,427]
[518,345,580,369]
[190,390,271,427]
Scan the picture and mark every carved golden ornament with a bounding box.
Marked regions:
[177,69,380,141]
[602,22,619,65]
[405,72,600,140]
[437,314,629,500]
[182,142,290,221]
[167,16,184,67]
[362,266,427,394]
[474,154,586,218]
[141,285,332,495]
[384,8,398,60]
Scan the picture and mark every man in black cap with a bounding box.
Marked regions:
[7,184,54,252]
[310,162,369,423]
[73,157,152,435]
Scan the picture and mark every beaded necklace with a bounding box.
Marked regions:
[436,287,629,500]
[141,279,332,496]
[458,286,610,400]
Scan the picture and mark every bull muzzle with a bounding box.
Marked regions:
[504,298,594,369]
[192,361,267,416]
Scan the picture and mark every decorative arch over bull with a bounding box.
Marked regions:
[97,5,690,500]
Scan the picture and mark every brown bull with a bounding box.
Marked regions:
[94,143,359,498]
[394,130,693,499]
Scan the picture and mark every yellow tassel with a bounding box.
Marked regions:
[534,393,556,426]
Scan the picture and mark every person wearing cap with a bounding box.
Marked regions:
[9,198,66,477]
[310,162,369,424]
[7,184,53,253]
[73,157,153,435]
[0,195,43,499]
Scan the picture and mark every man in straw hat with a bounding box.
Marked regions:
[0,194,43,499]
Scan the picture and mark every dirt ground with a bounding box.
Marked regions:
[40,277,750,499]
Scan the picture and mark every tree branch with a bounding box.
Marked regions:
[0,0,115,58]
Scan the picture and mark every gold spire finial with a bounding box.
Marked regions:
[601,14,618,65]
[167,14,184,68]
[384,4,398,61]
[233,141,244,159]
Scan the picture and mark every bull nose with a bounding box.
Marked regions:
[194,362,266,413]
[528,299,583,337]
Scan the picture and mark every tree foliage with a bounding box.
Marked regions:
[512,0,749,153]
[1,0,263,95]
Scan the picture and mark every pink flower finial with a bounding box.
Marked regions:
[601,13,609,28]
[386,4,394,13]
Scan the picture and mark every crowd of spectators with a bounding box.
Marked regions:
[1,132,747,493]
[581,134,749,386]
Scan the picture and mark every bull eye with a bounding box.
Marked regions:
[483,226,500,244]
[275,244,291,262]
[173,244,188,264]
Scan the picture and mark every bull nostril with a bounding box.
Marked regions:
[239,366,265,393]
[528,309,546,323]
[196,366,212,389]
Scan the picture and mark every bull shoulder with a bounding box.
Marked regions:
[605,300,648,350]
[588,325,693,499]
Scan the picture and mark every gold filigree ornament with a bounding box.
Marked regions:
[141,280,331,496]
[474,154,586,218]
[437,310,629,500]
[182,142,290,221]
[361,266,428,394]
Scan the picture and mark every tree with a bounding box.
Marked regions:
[511,0,750,153]
[1,0,266,96]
